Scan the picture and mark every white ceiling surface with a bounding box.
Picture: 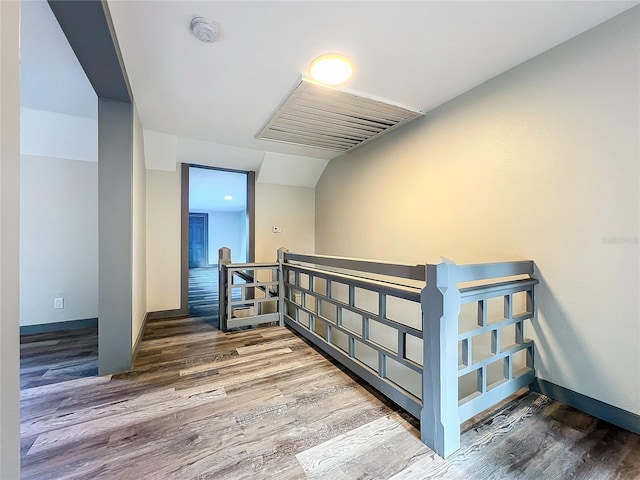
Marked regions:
[108,0,637,176]
[21,1,638,186]
[20,0,97,119]
[189,167,247,212]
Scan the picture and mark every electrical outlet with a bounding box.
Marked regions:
[272,225,282,233]
[54,297,64,309]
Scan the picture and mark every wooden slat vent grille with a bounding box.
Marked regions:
[257,80,424,152]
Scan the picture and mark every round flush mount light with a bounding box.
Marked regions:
[310,54,353,85]
[191,16,218,43]
[224,195,233,200]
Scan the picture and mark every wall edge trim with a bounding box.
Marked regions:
[20,318,98,336]
[146,309,190,321]
[132,312,149,361]
[531,378,640,435]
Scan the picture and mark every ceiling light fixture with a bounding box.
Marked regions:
[310,54,353,85]
[191,16,218,43]
[224,195,233,200]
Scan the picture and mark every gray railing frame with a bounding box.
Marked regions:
[218,247,281,331]
[218,247,538,458]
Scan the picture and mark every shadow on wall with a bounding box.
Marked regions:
[531,267,603,398]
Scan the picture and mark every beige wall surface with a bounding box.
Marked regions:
[145,169,316,312]
[316,9,640,415]
[146,168,182,312]
[255,183,315,262]
[132,106,147,347]
[1,1,22,476]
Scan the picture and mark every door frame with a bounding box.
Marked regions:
[180,164,255,315]
[188,212,208,268]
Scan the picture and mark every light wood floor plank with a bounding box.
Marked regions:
[20,317,640,480]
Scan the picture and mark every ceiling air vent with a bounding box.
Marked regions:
[257,80,424,153]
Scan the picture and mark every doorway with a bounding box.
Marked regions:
[185,166,253,320]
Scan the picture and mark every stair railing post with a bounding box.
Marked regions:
[277,248,289,327]
[218,247,232,332]
[421,259,461,457]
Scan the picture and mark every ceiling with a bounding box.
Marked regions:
[20,0,97,119]
[189,167,247,212]
[20,1,638,181]
[106,1,637,161]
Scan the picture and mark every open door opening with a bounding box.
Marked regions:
[185,165,253,321]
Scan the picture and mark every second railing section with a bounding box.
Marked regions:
[218,247,538,458]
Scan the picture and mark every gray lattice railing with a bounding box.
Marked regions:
[218,247,281,331]
[217,247,538,458]
[421,259,537,457]
[281,252,426,418]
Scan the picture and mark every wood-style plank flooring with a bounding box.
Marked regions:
[189,267,219,317]
[20,317,640,479]
[20,326,98,390]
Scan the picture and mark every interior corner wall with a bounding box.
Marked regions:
[189,210,246,265]
[20,155,98,326]
[315,8,640,415]
[132,105,147,348]
[0,1,22,476]
[146,167,181,312]
[255,183,315,262]
[20,108,98,162]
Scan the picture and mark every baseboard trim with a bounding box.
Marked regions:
[146,308,190,321]
[132,312,149,360]
[20,318,98,336]
[531,378,640,435]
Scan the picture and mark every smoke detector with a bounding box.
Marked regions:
[191,17,218,43]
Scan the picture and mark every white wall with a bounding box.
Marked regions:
[20,155,98,326]
[255,183,315,262]
[190,210,246,264]
[132,106,146,347]
[146,168,181,312]
[315,8,639,415]
[19,4,98,330]
[20,108,97,162]
[18,108,98,329]
[0,1,22,476]
[210,210,246,264]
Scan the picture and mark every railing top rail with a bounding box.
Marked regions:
[284,263,421,301]
[459,278,538,300]
[225,262,279,269]
[449,260,534,284]
[284,252,426,282]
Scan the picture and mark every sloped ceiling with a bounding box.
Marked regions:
[20,0,96,118]
[22,1,639,185]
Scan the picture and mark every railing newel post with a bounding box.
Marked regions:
[277,248,289,327]
[218,247,232,332]
[421,258,461,458]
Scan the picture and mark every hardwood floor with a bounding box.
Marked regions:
[189,267,219,318]
[20,326,98,390]
[20,317,640,479]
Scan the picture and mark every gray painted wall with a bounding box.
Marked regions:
[98,99,133,375]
